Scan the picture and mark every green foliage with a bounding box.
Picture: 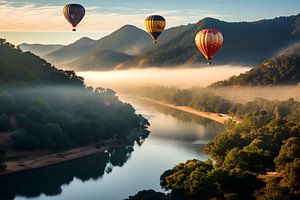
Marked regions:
[10,129,40,151]
[0,92,16,114]
[0,146,6,172]
[160,160,261,200]
[222,147,273,173]
[255,178,292,200]
[125,190,170,200]
[136,86,233,113]
[275,137,300,171]
[0,40,149,153]
[138,86,300,199]
[211,44,300,87]
[0,114,11,131]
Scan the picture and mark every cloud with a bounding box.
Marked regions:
[0,1,228,32]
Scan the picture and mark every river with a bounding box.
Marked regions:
[0,95,224,200]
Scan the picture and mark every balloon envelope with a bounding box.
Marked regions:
[145,15,166,44]
[63,4,85,31]
[195,29,223,63]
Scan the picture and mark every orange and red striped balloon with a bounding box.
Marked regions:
[195,29,223,64]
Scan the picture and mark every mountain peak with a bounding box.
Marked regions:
[121,24,139,29]
[76,37,95,43]
[198,17,221,24]
[116,24,145,34]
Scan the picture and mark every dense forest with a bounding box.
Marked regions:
[0,39,149,172]
[129,87,300,200]
[211,43,300,87]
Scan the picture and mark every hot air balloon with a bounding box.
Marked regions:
[63,4,85,31]
[145,15,166,44]
[195,29,223,64]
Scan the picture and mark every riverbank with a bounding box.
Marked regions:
[135,96,235,125]
[0,95,231,176]
[0,130,149,176]
[0,144,113,176]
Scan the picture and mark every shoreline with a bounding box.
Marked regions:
[0,144,115,176]
[0,95,232,177]
[135,96,235,125]
[0,129,149,176]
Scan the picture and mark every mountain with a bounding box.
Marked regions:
[91,25,151,55]
[46,25,152,69]
[44,14,300,70]
[0,39,83,86]
[18,43,64,57]
[45,37,96,67]
[210,42,300,87]
[70,50,133,70]
[130,14,300,67]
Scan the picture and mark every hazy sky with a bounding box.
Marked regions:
[0,0,299,45]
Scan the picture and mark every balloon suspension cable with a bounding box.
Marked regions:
[207,59,212,66]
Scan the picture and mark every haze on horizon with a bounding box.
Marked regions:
[78,66,250,90]
[0,0,299,44]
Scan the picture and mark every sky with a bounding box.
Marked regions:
[0,0,299,45]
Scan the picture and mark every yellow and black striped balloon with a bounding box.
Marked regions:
[145,15,166,44]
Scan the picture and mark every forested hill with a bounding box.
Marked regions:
[0,39,84,87]
[126,14,300,67]
[211,42,300,87]
[129,86,300,200]
[0,39,148,172]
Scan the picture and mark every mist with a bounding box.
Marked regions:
[78,65,250,91]
[77,66,300,103]
[210,86,300,103]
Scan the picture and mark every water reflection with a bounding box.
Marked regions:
[0,136,148,200]
[0,96,224,200]
[123,96,224,143]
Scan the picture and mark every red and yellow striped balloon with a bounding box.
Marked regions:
[195,29,223,63]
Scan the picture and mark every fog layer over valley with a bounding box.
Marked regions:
[78,65,300,103]
[78,65,250,90]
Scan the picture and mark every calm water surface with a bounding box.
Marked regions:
[0,96,224,200]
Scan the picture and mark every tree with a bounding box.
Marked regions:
[255,178,291,200]
[125,190,170,200]
[0,92,16,114]
[275,137,300,171]
[160,160,260,200]
[0,114,11,131]
[0,147,6,171]
[10,129,40,151]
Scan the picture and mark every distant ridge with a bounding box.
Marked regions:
[210,42,300,87]
[19,43,64,58]
[45,37,96,67]
[46,25,152,70]
[40,14,300,70]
